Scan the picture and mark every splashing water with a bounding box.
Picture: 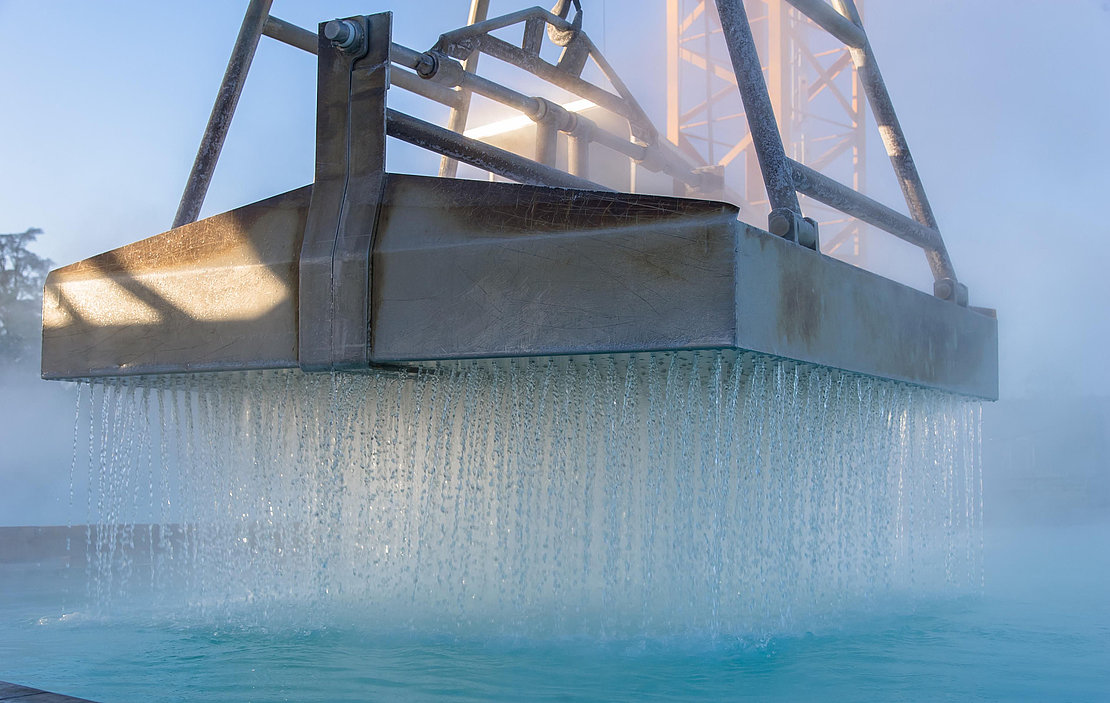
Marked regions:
[72,352,982,638]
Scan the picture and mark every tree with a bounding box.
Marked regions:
[0,228,52,363]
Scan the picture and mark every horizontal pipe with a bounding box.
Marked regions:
[476,34,653,135]
[386,109,608,190]
[261,20,461,107]
[391,67,462,108]
[460,69,544,117]
[783,0,866,48]
[387,44,540,117]
[262,14,317,53]
[787,159,945,253]
[590,127,647,161]
[390,42,435,73]
[259,18,708,194]
[400,50,706,189]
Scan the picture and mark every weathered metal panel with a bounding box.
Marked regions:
[41,175,996,398]
[369,175,996,398]
[41,187,308,379]
[370,175,739,361]
[732,225,998,399]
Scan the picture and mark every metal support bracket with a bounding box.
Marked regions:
[298,13,391,371]
[769,208,819,251]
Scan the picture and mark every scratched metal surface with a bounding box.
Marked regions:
[41,187,308,380]
[41,174,996,398]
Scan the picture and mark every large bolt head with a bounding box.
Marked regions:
[768,211,792,238]
[934,279,954,300]
[324,19,362,51]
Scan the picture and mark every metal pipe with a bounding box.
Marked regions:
[402,47,704,189]
[590,128,647,162]
[535,119,559,166]
[441,0,490,177]
[713,0,801,215]
[475,35,654,136]
[788,159,945,253]
[390,43,435,74]
[460,69,544,117]
[257,17,707,196]
[568,132,590,179]
[262,14,316,53]
[434,7,575,49]
[831,0,956,283]
[385,109,607,191]
[782,0,865,48]
[390,68,462,108]
[173,0,274,228]
[262,19,461,107]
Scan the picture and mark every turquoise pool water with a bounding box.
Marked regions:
[3,523,1106,702]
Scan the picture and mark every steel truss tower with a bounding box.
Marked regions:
[667,0,868,264]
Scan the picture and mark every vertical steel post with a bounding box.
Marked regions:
[173,0,274,228]
[832,0,957,286]
[713,0,800,216]
[567,131,590,179]
[665,0,680,148]
[535,119,559,167]
[299,14,391,370]
[438,0,490,178]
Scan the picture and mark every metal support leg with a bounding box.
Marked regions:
[439,0,490,177]
[832,0,961,296]
[714,0,816,249]
[568,132,590,179]
[173,0,274,228]
[714,0,799,216]
[535,119,559,167]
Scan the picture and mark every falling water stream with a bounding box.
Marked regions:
[72,351,982,639]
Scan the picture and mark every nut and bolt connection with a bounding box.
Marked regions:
[324,19,362,51]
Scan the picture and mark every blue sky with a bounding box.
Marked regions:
[1,0,1108,398]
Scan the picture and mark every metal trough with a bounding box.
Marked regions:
[41,5,997,399]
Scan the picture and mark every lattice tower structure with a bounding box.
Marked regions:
[666,0,868,264]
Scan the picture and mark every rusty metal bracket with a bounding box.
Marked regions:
[298,13,391,371]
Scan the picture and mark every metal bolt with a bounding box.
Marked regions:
[415,52,438,78]
[324,19,362,51]
[934,279,953,300]
[768,211,792,238]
